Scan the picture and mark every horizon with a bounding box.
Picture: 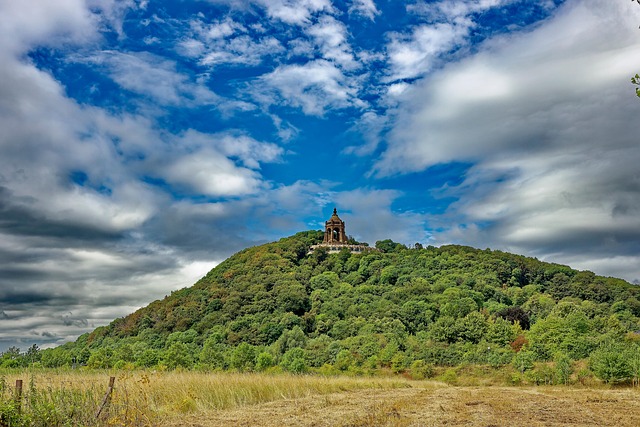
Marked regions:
[1,0,640,352]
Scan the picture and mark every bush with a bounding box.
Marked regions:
[410,360,435,380]
[440,368,458,385]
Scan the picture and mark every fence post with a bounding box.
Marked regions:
[95,376,116,419]
[14,379,23,414]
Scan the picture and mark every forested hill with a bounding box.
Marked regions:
[43,231,640,381]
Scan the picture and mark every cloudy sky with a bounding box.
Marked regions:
[1,0,639,351]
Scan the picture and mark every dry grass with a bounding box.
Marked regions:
[1,370,411,425]
[3,370,640,426]
[169,381,640,427]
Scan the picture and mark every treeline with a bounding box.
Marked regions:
[33,231,640,384]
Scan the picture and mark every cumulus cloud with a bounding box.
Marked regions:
[254,0,333,25]
[0,0,98,54]
[376,0,640,281]
[255,59,365,115]
[407,0,513,21]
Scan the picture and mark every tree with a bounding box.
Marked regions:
[375,239,406,253]
[589,343,631,383]
[513,350,535,373]
[495,306,530,330]
[624,344,640,387]
[163,342,194,369]
[555,352,572,385]
[230,342,256,371]
[280,347,308,373]
[255,352,275,371]
[456,311,488,344]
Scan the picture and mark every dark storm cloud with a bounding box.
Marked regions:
[0,186,123,242]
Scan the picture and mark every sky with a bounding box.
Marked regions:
[1,0,640,351]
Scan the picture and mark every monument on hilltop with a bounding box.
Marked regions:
[309,208,376,254]
[323,208,348,244]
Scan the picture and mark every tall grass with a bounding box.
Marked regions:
[0,370,412,426]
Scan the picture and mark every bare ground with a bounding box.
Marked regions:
[162,384,640,427]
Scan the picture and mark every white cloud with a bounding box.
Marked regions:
[0,0,99,61]
[307,15,359,70]
[81,51,220,106]
[158,130,282,197]
[384,0,514,82]
[180,17,285,68]
[256,59,365,115]
[385,22,470,81]
[348,0,380,21]
[255,0,333,25]
[376,0,640,281]
[408,0,513,21]
[163,150,264,197]
[200,35,284,67]
[343,111,388,156]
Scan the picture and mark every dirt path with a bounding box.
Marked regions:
[164,385,640,427]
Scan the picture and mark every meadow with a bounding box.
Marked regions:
[1,369,640,426]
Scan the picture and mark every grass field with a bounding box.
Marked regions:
[1,370,639,426]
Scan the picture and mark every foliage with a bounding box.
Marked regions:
[589,342,632,383]
[26,230,640,382]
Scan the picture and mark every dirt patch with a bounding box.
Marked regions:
[162,385,640,427]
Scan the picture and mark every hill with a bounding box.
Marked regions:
[39,231,640,382]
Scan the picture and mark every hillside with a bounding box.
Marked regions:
[41,231,640,382]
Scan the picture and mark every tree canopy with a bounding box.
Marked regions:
[24,230,640,383]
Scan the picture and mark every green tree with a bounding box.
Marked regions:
[512,350,536,373]
[137,349,159,368]
[623,344,640,387]
[281,347,308,373]
[589,343,631,383]
[199,338,226,369]
[334,349,355,371]
[375,239,406,253]
[554,352,572,385]
[230,342,256,371]
[87,348,111,369]
[456,311,488,343]
[255,352,275,371]
[163,342,194,369]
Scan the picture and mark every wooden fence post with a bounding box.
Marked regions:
[14,379,23,414]
[95,376,116,419]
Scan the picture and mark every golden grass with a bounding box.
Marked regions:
[1,370,413,426]
[3,370,640,426]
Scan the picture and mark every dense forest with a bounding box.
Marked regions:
[8,231,640,384]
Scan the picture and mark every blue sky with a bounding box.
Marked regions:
[1,0,640,351]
